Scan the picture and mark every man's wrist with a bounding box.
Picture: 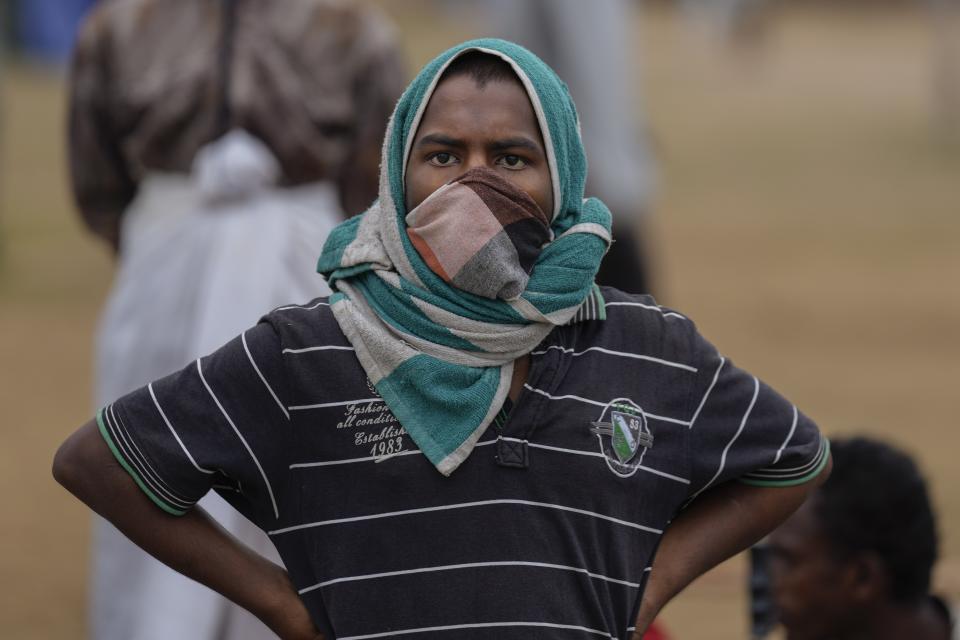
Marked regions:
[632,579,669,638]
[254,564,320,639]
[254,563,294,620]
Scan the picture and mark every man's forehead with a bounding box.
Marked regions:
[416,75,543,144]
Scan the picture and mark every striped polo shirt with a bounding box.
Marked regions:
[97,287,827,640]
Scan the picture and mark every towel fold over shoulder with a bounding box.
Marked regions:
[318,39,612,475]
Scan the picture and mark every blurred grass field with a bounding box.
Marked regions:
[2,4,959,638]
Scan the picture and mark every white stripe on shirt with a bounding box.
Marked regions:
[522,385,691,426]
[274,300,330,312]
[530,345,697,372]
[605,300,687,321]
[288,437,690,483]
[688,356,725,430]
[288,397,382,411]
[772,405,799,465]
[336,621,619,640]
[291,449,423,469]
[299,559,640,595]
[523,385,607,408]
[290,440,500,469]
[499,438,691,485]
[197,358,280,519]
[242,330,289,420]
[148,382,216,475]
[281,345,355,354]
[690,376,760,500]
[268,498,662,537]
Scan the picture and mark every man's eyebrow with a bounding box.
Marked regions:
[489,137,543,154]
[415,133,465,148]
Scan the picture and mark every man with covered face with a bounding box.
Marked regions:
[54,40,831,639]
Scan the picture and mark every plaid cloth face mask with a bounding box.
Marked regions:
[404,167,551,301]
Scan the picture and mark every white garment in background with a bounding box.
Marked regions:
[92,130,341,640]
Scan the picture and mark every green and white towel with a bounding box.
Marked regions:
[318,39,612,475]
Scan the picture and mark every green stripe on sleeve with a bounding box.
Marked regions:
[738,439,832,488]
[96,408,188,516]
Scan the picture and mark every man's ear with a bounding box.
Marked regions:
[847,551,890,603]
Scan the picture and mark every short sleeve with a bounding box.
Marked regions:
[685,330,829,500]
[96,321,292,524]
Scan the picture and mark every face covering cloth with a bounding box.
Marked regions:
[405,166,551,301]
[317,39,612,475]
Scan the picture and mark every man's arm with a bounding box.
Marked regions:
[53,419,323,640]
[632,458,832,637]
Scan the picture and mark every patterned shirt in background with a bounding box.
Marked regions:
[68,0,405,248]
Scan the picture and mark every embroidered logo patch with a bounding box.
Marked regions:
[591,398,653,477]
[611,411,642,463]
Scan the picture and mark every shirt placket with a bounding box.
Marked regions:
[493,327,571,470]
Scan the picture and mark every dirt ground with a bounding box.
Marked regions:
[2,5,958,639]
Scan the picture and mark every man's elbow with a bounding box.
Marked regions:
[52,420,102,497]
[784,452,832,507]
[53,433,83,493]
[811,452,833,489]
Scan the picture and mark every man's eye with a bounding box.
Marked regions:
[428,152,457,167]
[498,155,527,170]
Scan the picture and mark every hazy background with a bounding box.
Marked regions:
[2,1,958,637]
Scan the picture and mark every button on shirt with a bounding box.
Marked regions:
[97,288,827,639]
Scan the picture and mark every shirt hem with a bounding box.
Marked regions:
[738,439,831,488]
[96,408,188,516]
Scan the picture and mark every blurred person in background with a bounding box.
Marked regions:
[679,0,774,53]
[769,437,956,640]
[68,0,404,637]
[481,0,658,294]
[929,0,960,140]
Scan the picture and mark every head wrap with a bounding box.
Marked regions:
[318,39,611,474]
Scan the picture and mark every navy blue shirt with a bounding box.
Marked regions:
[98,288,827,639]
